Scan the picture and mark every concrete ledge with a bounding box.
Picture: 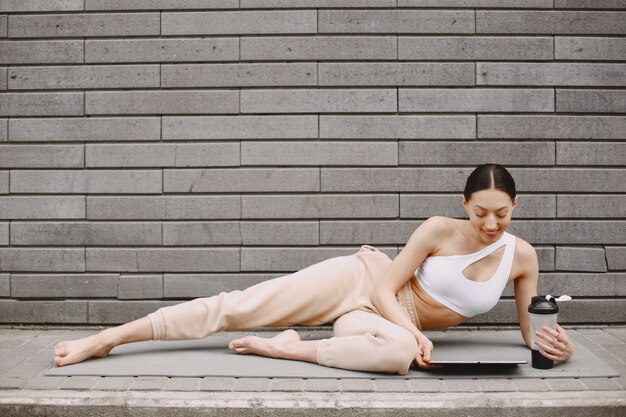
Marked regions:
[1,389,624,417]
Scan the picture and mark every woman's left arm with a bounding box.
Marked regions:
[513,240,575,364]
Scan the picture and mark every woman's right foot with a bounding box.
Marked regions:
[53,332,114,367]
[228,329,302,359]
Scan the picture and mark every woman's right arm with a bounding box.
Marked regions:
[371,216,447,369]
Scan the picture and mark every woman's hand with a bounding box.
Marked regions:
[414,333,444,369]
[534,323,575,364]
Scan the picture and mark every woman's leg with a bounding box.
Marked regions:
[54,247,391,366]
[227,309,419,375]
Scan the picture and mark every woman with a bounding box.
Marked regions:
[53,163,575,374]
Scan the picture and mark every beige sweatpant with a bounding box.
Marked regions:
[147,245,422,374]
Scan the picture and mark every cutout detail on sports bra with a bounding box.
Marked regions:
[461,244,506,283]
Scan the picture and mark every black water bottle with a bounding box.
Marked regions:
[528,295,559,369]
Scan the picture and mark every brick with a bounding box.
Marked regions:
[320,220,420,244]
[10,117,160,142]
[242,141,397,166]
[546,378,587,391]
[321,116,475,139]
[400,142,554,166]
[0,196,85,219]
[0,92,83,116]
[319,10,474,33]
[233,378,271,391]
[400,194,555,219]
[270,378,305,392]
[86,248,240,272]
[444,379,482,392]
[507,220,626,244]
[164,377,201,391]
[321,167,473,192]
[319,63,475,86]
[0,15,6,37]
[556,247,608,272]
[557,195,626,218]
[0,67,6,90]
[241,89,396,113]
[164,273,279,298]
[557,89,626,113]
[513,378,551,391]
[399,36,553,61]
[118,275,163,299]
[164,10,315,35]
[86,38,238,63]
[0,300,87,323]
[557,142,626,166]
[10,221,162,246]
[11,170,162,194]
[510,168,626,192]
[162,63,316,88]
[0,274,8,297]
[478,115,626,139]
[87,196,241,220]
[242,194,399,219]
[0,40,83,64]
[241,221,319,245]
[340,378,376,392]
[0,248,84,272]
[9,13,160,38]
[88,300,172,324]
[241,247,396,272]
[0,222,6,245]
[0,0,84,12]
[9,65,160,90]
[478,379,517,392]
[400,0,551,6]
[0,171,7,194]
[92,376,132,391]
[407,378,446,393]
[556,37,626,60]
[555,0,626,8]
[11,274,118,298]
[303,378,341,392]
[86,143,240,167]
[163,221,241,245]
[0,119,6,141]
[86,90,239,115]
[241,36,397,61]
[373,379,410,392]
[606,247,626,270]
[163,115,317,140]
[199,377,235,391]
[0,144,84,168]
[469,298,626,324]
[477,11,626,34]
[478,63,626,87]
[87,0,238,10]
[400,89,553,112]
[164,168,319,193]
[242,0,395,6]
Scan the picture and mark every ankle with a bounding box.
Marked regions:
[97,328,118,350]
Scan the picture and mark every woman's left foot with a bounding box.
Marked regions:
[228,329,301,358]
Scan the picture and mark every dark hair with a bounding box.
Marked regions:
[463,164,516,203]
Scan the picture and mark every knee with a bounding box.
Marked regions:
[372,328,419,374]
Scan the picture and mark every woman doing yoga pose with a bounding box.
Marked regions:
[53,163,575,374]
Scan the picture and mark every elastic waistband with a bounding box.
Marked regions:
[396,281,422,331]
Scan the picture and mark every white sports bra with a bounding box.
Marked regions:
[413,231,517,318]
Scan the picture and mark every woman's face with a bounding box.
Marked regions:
[462,188,517,243]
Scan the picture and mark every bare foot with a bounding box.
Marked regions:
[228,329,301,358]
[53,332,114,367]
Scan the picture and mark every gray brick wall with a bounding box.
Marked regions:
[0,1,624,326]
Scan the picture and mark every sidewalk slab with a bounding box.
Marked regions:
[0,325,623,416]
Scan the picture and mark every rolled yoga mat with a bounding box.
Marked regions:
[45,329,619,379]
